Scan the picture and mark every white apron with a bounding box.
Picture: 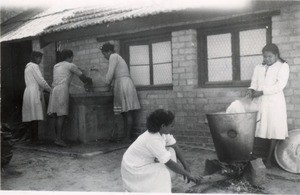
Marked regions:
[47,61,82,116]
[22,62,51,122]
[249,61,289,139]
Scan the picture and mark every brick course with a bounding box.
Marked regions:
[273,4,300,130]
[35,4,300,149]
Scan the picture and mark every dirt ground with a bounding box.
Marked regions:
[1,146,300,194]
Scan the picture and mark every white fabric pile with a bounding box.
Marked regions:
[226,97,259,114]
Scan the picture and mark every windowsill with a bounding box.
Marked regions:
[136,84,173,91]
[199,80,251,88]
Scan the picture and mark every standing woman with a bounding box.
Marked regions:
[47,49,92,147]
[100,42,141,142]
[247,43,289,168]
[22,51,52,144]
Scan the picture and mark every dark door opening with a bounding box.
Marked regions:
[1,41,32,123]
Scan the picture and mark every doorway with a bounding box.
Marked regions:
[1,41,32,123]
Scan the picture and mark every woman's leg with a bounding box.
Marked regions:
[122,111,133,141]
[55,115,66,146]
[30,120,39,143]
[22,122,32,141]
[266,139,278,168]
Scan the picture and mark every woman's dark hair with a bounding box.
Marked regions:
[100,42,115,53]
[146,109,175,133]
[30,51,43,63]
[262,43,286,63]
[60,49,74,61]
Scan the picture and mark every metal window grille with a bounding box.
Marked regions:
[206,27,267,82]
[207,33,232,82]
[129,45,150,85]
[129,40,172,86]
[152,41,172,85]
[240,28,266,80]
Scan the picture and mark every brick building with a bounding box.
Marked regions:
[1,1,300,149]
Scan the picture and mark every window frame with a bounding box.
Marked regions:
[121,34,173,90]
[198,19,272,88]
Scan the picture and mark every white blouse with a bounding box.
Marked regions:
[122,131,176,167]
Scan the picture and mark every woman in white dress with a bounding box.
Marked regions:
[121,109,201,192]
[247,43,289,168]
[100,43,141,142]
[47,49,92,146]
[22,51,52,144]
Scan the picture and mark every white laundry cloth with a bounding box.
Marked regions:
[226,100,246,114]
[226,97,259,114]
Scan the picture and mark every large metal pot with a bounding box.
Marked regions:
[206,112,258,163]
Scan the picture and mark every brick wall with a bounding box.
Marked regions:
[32,40,55,84]
[132,5,300,148]
[135,29,245,149]
[58,38,119,93]
[272,4,300,130]
[133,5,300,149]
[37,4,300,148]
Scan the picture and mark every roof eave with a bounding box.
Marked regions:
[40,9,280,45]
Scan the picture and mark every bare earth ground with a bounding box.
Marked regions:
[1,146,300,194]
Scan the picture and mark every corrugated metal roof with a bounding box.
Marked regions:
[0,4,186,42]
[1,9,44,36]
[43,0,274,34]
[43,5,190,34]
[1,0,295,43]
[0,8,76,42]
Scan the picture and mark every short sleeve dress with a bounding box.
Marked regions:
[121,131,176,192]
[105,53,141,114]
[249,60,289,139]
[47,61,82,116]
[22,62,52,122]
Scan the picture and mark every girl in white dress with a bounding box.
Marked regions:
[100,43,141,142]
[121,109,201,192]
[22,51,52,143]
[47,49,92,146]
[247,43,289,168]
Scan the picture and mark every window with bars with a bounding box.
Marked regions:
[198,19,271,87]
[123,36,172,89]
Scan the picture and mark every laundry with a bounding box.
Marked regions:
[226,97,259,114]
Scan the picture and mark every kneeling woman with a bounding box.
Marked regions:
[121,109,200,192]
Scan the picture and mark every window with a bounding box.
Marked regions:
[198,19,271,87]
[123,35,172,89]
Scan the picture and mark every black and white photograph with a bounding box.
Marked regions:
[1,0,300,194]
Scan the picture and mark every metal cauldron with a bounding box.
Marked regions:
[206,112,258,163]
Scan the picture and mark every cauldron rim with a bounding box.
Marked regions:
[206,111,258,116]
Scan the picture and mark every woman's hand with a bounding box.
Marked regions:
[183,165,191,181]
[165,159,201,184]
[246,89,254,99]
[246,89,263,99]
[83,77,93,92]
[253,90,263,98]
[186,173,202,184]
